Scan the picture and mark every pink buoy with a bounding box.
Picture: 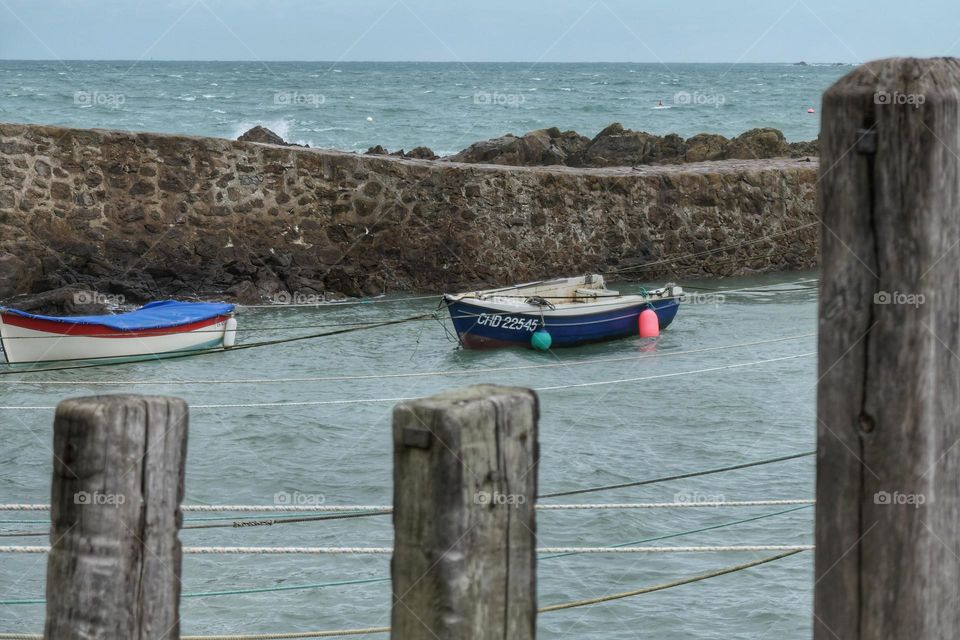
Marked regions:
[807,107,815,113]
[638,308,660,338]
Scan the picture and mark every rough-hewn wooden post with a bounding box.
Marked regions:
[44,395,189,640]
[391,385,539,640]
[817,57,960,638]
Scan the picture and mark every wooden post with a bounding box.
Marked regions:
[817,57,960,637]
[391,384,539,640]
[44,395,188,640]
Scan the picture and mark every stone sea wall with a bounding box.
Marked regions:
[0,123,819,303]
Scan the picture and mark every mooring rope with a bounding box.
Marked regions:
[0,351,814,410]
[0,333,815,386]
[0,313,432,375]
[0,450,817,514]
[0,505,812,604]
[0,319,435,340]
[540,450,815,499]
[237,294,442,309]
[0,549,806,639]
[0,544,813,555]
[0,500,814,526]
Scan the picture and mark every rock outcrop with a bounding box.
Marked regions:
[237,126,288,146]
[366,145,439,160]
[0,122,819,303]
[449,124,819,168]
[446,128,590,166]
[1,286,109,315]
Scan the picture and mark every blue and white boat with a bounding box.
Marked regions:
[442,275,682,349]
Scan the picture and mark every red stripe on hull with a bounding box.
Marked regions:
[0,313,229,338]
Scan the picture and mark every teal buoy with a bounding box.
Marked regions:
[531,329,552,351]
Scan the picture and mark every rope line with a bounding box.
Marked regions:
[0,544,813,555]
[537,549,805,612]
[0,313,432,375]
[0,333,814,386]
[0,320,434,340]
[0,352,814,410]
[237,294,442,309]
[0,449,817,513]
[0,505,811,604]
[0,549,806,639]
[540,450,815,498]
[0,496,816,529]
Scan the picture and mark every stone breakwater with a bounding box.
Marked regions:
[0,123,819,304]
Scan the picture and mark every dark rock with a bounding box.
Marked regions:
[725,128,789,160]
[238,126,287,146]
[448,128,589,166]
[226,280,261,305]
[405,146,439,160]
[685,133,729,162]
[788,137,820,158]
[3,285,108,315]
[366,145,439,160]
[568,123,661,167]
[0,254,30,299]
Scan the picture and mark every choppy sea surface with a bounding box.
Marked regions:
[0,272,818,638]
[0,61,847,154]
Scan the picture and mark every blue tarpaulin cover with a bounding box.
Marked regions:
[0,301,235,331]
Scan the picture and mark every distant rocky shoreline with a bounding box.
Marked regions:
[240,122,819,168]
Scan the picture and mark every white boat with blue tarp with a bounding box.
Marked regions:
[0,300,237,364]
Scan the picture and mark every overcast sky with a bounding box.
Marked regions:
[1,0,956,63]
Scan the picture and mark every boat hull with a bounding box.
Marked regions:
[445,297,680,349]
[0,313,230,364]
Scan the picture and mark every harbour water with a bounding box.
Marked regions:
[0,271,817,638]
[0,61,847,154]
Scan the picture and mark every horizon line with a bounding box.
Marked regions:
[0,58,856,66]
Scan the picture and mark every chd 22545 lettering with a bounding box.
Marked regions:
[476,313,541,332]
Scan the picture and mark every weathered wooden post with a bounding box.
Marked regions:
[817,57,960,637]
[44,395,188,640]
[391,384,539,640]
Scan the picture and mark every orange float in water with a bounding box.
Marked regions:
[638,308,660,338]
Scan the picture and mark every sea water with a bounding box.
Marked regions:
[0,61,847,154]
[0,272,817,638]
